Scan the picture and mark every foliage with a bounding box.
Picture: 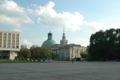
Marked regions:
[30,47,41,58]
[22,47,51,62]
[18,48,31,60]
[39,48,50,60]
[51,53,59,60]
[0,59,32,63]
[18,46,59,62]
[81,50,88,58]
[88,29,120,61]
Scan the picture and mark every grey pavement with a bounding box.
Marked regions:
[0,62,120,80]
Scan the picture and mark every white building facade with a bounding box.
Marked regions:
[58,45,86,60]
[0,30,20,60]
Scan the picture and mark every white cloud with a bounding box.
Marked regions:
[22,40,33,49]
[13,28,23,33]
[70,37,89,47]
[84,21,108,31]
[1,0,119,32]
[0,0,33,27]
[84,21,120,32]
[35,1,84,31]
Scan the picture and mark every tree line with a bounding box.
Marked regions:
[16,47,58,62]
[88,28,120,61]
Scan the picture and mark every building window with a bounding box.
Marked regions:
[16,46,19,48]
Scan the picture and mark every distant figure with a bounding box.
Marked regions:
[72,59,74,64]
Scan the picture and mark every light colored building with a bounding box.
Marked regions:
[42,32,86,61]
[0,30,20,60]
[58,44,85,60]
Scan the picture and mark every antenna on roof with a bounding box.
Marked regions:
[63,27,65,34]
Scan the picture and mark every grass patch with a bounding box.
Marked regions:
[0,59,33,63]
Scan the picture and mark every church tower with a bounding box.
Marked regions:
[48,32,52,40]
[60,31,68,45]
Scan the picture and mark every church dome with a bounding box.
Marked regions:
[42,40,57,47]
[42,32,57,47]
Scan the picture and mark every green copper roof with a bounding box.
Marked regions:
[42,40,57,47]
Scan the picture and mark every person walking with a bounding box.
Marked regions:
[72,59,74,64]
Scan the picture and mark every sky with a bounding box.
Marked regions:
[0,0,120,48]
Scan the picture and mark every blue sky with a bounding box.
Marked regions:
[0,0,120,48]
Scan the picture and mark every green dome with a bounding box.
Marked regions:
[42,40,57,47]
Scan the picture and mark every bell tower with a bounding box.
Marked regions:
[60,30,68,45]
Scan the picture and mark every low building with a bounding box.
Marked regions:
[58,44,82,60]
[0,30,20,60]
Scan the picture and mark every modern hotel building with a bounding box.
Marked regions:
[0,30,20,60]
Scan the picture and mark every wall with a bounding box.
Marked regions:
[9,51,17,60]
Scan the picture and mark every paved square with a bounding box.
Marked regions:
[0,62,120,80]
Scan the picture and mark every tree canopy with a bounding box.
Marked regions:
[88,29,120,61]
[18,47,54,61]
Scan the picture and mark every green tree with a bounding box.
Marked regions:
[30,47,41,58]
[88,29,120,61]
[81,50,88,59]
[40,48,50,61]
[19,48,31,60]
[51,53,59,60]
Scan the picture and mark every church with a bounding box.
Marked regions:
[42,32,86,61]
